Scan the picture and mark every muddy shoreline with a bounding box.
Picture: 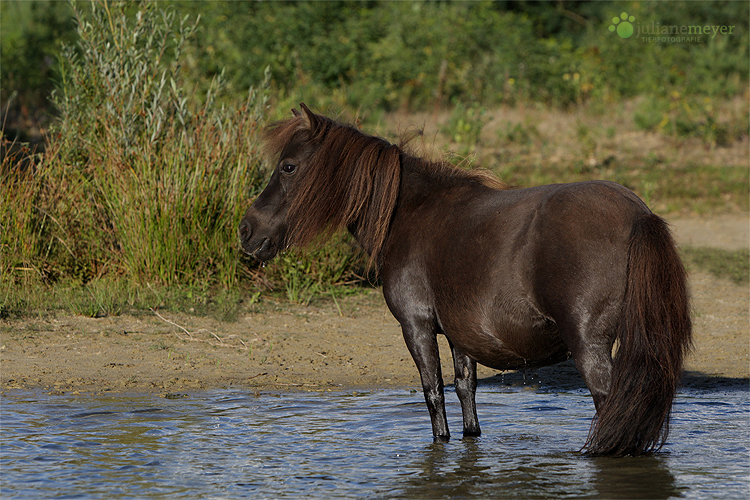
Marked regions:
[1,216,748,395]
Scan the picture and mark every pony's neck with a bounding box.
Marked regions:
[395,154,496,207]
[369,154,504,262]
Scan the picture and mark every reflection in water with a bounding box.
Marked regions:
[590,456,680,500]
[388,437,681,499]
[393,440,517,499]
[1,387,747,499]
[396,441,496,499]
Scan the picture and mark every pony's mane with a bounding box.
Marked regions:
[263,109,506,267]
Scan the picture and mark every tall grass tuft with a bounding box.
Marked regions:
[43,0,269,288]
[0,146,45,283]
[2,1,375,316]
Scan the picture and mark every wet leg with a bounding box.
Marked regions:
[556,310,617,414]
[572,341,613,412]
[401,320,449,441]
[449,341,480,436]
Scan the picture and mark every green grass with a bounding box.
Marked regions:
[0,278,256,322]
[681,247,749,286]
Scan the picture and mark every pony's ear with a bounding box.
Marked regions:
[299,103,320,132]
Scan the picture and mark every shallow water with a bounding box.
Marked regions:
[1,384,748,499]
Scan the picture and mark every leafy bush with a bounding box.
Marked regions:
[51,0,271,287]
[5,1,748,121]
[0,1,75,143]
[179,0,747,113]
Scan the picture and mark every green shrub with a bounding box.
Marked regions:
[0,1,75,143]
[444,102,487,147]
[5,1,749,119]
[179,1,748,112]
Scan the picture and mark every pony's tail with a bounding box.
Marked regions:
[586,213,692,456]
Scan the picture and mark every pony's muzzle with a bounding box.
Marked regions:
[239,219,277,262]
[240,219,266,256]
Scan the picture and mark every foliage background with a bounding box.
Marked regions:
[178,0,747,110]
[1,0,747,316]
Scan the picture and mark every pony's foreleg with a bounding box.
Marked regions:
[448,340,481,437]
[401,320,450,441]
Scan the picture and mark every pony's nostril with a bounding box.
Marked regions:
[239,220,252,239]
[257,237,271,256]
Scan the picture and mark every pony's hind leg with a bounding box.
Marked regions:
[448,340,481,437]
[572,341,614,412]
[555,313,617,418]
[559,311,620,453]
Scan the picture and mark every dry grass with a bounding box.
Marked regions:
[376,95,749,216]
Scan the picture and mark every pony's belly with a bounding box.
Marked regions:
[474,345,570,371]
[448,321,569,371]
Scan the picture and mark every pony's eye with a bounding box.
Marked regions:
[281,163,297,174]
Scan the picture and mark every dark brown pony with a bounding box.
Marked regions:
[239,104,692,456]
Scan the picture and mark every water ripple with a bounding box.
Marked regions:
[0,387,747,499]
